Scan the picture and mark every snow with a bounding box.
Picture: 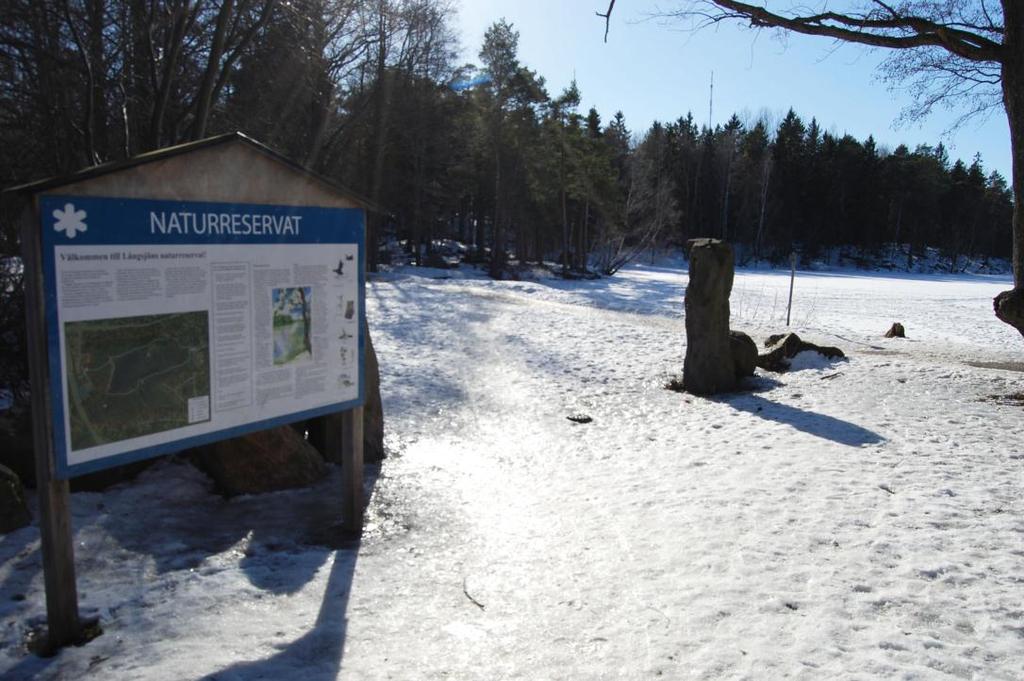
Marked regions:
[786,350,840,372]
[3,264,1024,680]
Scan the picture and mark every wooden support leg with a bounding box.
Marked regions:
[340,407,364,533]
[22,206,81,651]
[35,477,81,651]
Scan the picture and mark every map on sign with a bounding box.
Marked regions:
[40,194,365,479]
[64,312,211,450]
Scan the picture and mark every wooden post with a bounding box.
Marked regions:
[340,407,364,533]
[786,251,797,327]
[311,413,342,465]
[20,204,82,650]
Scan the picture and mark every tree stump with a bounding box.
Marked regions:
[730,330,758,378]
[994,289,1024,339]
[683,239,736,395]
[756,332,845,372]
[884,322,906,338]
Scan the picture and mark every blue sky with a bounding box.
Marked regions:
[455,0,1011,178]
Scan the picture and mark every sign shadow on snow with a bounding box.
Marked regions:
[197,467,381,681]
[723,394,884,447]
[85,460,365,592]
[1,463,380,679]
[198,548,358,681]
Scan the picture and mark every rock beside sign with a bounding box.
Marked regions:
[306,325,385,465]
[197,425,328,497]
[0,409,34,488]
[0,464,32,534]
[363,326,385,463]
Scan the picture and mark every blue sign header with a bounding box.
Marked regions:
[41,195,362,248]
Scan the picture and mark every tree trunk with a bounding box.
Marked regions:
[890,197,903,262]
[305,78,333,169]
[61,0,99,164]
[561,186,569,273]
[150,2,193,149]
[412,147,424,267]
[754,156,770,258]
[721,141,734,239]
[87,0,109,158]
[192,0,234,140]
[995,1,1024,337]
[581,198,591,271]
[533,210,544,265]
[367,212,379,273]
[369,3,393,220]
[1005,32,1023,288]
[559,124,569,274]
[490,131,504,278]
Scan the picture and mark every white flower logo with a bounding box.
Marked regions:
[53,203,87,239]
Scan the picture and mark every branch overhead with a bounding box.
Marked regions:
[672,1,1004,64]
[597,0,616,43]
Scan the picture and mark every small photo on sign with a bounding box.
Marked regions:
[63,311,211,450]
[272,287,313,365]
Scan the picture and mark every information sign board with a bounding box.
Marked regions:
[38,195,365,478]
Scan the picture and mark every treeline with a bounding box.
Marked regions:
[644,111,1014,270]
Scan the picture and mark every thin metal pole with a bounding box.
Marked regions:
[786,251,797,326]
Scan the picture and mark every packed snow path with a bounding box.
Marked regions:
[2,265,1023,679]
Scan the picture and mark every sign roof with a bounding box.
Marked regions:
[4,132,386,215]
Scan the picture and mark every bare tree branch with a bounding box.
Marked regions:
[664,1,1003,63]
[596,0,615,43]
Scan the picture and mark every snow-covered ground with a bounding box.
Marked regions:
[2,264,1023,680]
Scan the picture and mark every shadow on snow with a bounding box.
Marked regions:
[198,466,381,681]
[719,392,885,447]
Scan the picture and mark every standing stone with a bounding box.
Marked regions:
[684,239,736,395]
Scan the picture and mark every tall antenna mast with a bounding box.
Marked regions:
[708,71,714,130]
